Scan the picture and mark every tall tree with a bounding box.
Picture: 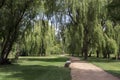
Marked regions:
[0,0,40,64]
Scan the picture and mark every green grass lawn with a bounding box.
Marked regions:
[0,56,71,80]
[86,57,120,78]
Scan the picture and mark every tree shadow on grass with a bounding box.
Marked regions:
[0,64,71,80]
[20,57,69,62]
[0,56,71,80]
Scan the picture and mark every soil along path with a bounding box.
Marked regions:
[70,57,120,80]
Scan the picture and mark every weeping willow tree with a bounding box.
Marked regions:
[114,24,120,59]
[107,0,120,59]
[19,0,120,59]
[19,20,58,56]
[61,0,108,59]
[0,0,64,64]
[0,0,42,64]
[59,0,120,59]
[61,0,87,57]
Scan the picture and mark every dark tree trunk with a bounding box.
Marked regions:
[116,51,120,59]
[0,23,19,65]
[40,40,46,56]
[96,50,99,58]
[81,53,84,57]
[83,43,88,60]
[0,31,17,64]
[103,47,108,58]
[103,52,107,58]
[118,53,120,59]
[108,53,110,59]
[81,48,84,57]
[88,53,91,57]
[97,53,99,58]
[83,39,88,60]
[84,51,88,60]
[0,39,13,64]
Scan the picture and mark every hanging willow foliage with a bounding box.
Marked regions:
[60,0,120,59]
[1,0,120,64]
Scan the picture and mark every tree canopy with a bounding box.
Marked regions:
[0,0,120,64]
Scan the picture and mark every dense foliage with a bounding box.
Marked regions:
[60,0,120,59]
[0,0,120,64]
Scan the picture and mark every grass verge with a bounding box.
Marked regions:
[0,56,71,80]
[86,57,120,78]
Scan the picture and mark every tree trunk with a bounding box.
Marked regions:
[103,54,107,58]
[108,53,110,59]
[0,28,18,64]
[118,53,120,59]
[0,40,13,64]
[84,51,88,60]
[96,50,99,58]
[40,40,46,56]
[83,44,88,60]
[81,53,84,57]
[103,52,107,58]
[83,38,88,60]
[88,53,91,57]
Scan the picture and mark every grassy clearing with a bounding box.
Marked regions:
[86,57,120,78]
[0,56,71,80]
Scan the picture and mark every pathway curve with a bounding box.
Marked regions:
[70,57,120,80]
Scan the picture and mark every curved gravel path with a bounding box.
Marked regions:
[70,57,120,80]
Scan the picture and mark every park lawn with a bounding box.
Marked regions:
[0,56,71,80]
[87,57,120,78]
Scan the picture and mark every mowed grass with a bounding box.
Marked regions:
[86,57,120,78]
[0,56,71,80]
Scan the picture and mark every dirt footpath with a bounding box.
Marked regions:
[70,57,120,80]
